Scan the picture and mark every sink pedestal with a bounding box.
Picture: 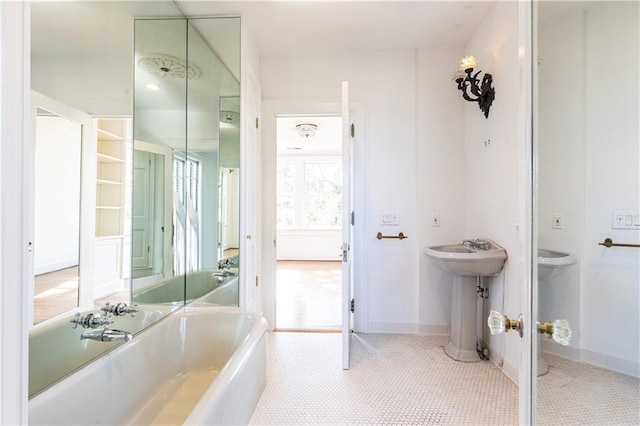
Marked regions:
[445,275,481,363]
[538,344,549,375]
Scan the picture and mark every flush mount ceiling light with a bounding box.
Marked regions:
[220,110,240,125]
[452,55,495,119]
[138,53,201,80]
[295,123,318,139]
[144,82,161,91]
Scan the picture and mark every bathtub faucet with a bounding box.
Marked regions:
[70,312,113,329]
[101,302,139,317]
[81,328,132,342]
[460,239,490,250]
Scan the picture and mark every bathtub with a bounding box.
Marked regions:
[29,306,172,397]
[29,306,268,425]
[132,269,239,305]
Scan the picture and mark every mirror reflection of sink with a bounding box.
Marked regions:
[424,240,508,277]
[537,249,576,280]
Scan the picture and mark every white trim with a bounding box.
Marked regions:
[261,99,366,333]
[368,321,418,334]
[417,323,450,336]
[30,90,95,314]
[518,0,535,424]
[0,1,30,423]
[541,340,640,379]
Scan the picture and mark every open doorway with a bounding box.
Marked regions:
[275,115,343,331]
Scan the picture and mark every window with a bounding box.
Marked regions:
[277,157,342,229]
[173,156,201,272]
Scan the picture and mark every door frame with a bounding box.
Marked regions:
[260,99,365,332]
[518,0,535,424]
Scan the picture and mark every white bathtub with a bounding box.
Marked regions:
[29,306,268,425]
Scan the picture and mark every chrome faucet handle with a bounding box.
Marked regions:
[81,328,133,342]
[70,312,113,329]
[101,302,139,317]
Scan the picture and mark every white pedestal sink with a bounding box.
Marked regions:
[537,248,576,375]
[425,240,508,362]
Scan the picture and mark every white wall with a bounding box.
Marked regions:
[261,50,418,332]
[34,116,81,275]
[461,1,523,381]
[539,2,639,377]
[277,230,342,261]
[416,46,466,335]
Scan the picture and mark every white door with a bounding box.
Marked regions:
[240,65,261,312]
[341,81,354,369]
[132,150,153,271]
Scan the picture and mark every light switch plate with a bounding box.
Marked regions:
[380,211,399,226]
[612,211,640,230]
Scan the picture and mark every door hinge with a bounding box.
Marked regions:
[255,117,259,129]
[255,275,259,287]
[342,243,349,262]
[351,211,355,226]
[350,298,355,313]
[350,123,355,138]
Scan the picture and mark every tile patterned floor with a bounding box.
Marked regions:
[250,332,519,425]
[538,353,640,425]
[250,332,640,425]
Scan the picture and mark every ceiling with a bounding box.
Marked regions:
[277,115,343,155]
[176,0,496,55]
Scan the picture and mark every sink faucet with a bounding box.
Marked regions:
[460,239,490,250]
[81,328,132,342]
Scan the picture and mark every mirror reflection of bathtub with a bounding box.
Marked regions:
[29,306,268,425]
[132,269,239,306]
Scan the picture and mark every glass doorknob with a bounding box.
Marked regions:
[537,319,571,345]
[488,310,523,338]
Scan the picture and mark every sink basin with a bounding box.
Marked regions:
[537,249,575,280]
[424,239,508,277]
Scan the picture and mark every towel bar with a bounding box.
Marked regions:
[598,238,640,248]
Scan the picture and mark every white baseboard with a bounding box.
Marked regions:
[417,323,450,335]
[93,279,125,300]
[368,321,419,334]
[367,322,450,335]
[34,259,77,275]
[542,340,640,378]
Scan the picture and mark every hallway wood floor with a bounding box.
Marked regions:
[276,260,342,331]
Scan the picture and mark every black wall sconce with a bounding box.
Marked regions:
[453,55,495,119]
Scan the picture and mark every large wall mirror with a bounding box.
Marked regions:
[131,17,240,305]
[535,1,639,423]
[29,1,241,398]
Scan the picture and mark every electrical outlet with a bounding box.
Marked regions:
[552,214,562,229]
[432,214,440,227]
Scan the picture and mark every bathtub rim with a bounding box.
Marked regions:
[184,306,268,423]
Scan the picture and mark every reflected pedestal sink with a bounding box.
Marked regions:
[537,248,576,375]
[425,240,508,362]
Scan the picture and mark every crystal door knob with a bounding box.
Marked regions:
[487,310,523,338]
[537,319,572,345]
[487,310,506,334]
